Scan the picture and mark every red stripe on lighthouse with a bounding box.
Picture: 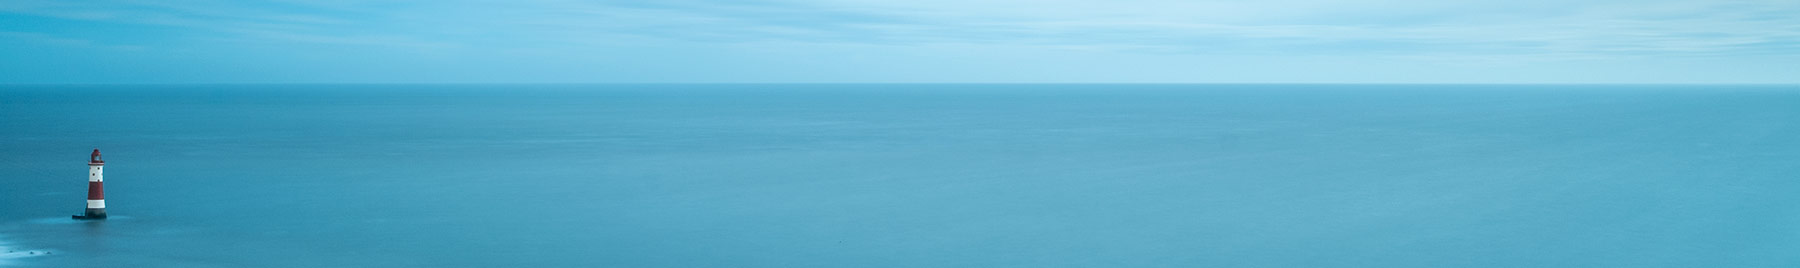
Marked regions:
[87,181,105,200]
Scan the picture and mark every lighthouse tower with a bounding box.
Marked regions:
[73,149,107,220]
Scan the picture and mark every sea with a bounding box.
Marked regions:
[3,84,1799,267]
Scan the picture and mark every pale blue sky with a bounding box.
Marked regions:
[2,0,1796,84]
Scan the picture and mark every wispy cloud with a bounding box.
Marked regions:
[5,0,1794,60]
[0,0,451,50]
[0,31,144,50]
[1,0,1795,83]
[783,0,1800,59]
[487,0,1800,60]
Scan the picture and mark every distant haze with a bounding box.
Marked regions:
[2,0,1797,84]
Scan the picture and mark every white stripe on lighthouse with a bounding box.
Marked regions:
[89,166,103,182]
[87,200,105,208]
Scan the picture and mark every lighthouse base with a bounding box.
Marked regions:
[71,208,106,220]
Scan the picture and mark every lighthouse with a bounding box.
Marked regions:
[73,149,106,220]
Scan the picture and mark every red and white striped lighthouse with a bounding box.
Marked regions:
[73,149,107,220]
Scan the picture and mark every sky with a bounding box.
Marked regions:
[1,0,1796,84]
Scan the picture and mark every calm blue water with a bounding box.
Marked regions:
[3,84,1800,267]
